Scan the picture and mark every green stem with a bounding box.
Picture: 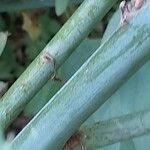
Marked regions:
[0,0,117,129]
[0,0,82,12]
[24,39,100,117]
[11,2,150,150]
[75,109,150,149]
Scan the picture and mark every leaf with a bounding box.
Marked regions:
[120,140,136,150]
[55,0,69,16]
[0,44,24,79]
[101,10,120,44]
[97,144,120,150]
[22,10,41,40]
[0,32,8,56]
[39,14,61,34]
[25,13,61,61]
[133,135,150,150]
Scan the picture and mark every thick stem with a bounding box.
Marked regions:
[24,39,100,117]
[0,0,118,129]
[11,1,150,149]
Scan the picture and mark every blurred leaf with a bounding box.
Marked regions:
[39,13,61,34]
[0,128,11,150]
[0,0,83,12]
[120,140,136,150]
[96,144,120,150]
[0,128,4,146]
[0,44,24,79]
[22,10,41,40]
[55,0,69,16]
[0,17,6,31]
[25,13,61,61]
[133,135,150,150]
[0,32,8,56]
[101,10,120,44]
[0,81,8,97]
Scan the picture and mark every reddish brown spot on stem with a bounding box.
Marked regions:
[135,0,145,9]
[64,131,84,150]
[40,51,54,64]
[40,51,62,82]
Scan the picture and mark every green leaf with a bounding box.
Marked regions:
[0,32,8,56]
[133,135,150,150]
[22,10,41,40]
[101,10,120,44]
[0,44,24,79]
[120,140,136,150]
[55,0,69,16]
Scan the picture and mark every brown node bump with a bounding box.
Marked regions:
[64,131,84,150]
[40,51,54,64]
[40,50,62,82]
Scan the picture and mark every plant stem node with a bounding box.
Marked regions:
[64,131,84,150]
[40,51,62,82]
